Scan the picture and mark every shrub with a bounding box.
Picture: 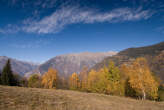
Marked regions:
[28,74,41,88]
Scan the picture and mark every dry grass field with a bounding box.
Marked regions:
[0,85,164,110]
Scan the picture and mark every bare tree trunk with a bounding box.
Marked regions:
[142,89,146,100]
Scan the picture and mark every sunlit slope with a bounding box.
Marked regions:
[0,86,164,110]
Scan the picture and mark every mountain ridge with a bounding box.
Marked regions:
[25,51,117,77]
[93,42,164,81]
[0,56,38,76]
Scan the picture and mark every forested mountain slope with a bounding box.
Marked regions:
[93,42,164,81]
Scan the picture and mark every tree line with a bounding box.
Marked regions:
[0,58,164,101]
[69,57,160,100]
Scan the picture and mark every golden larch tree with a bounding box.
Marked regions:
[87,69,100,92]
[69,72,80,90]
[42,68,58,89]
[79,66,88,91]
[104,61,122,95]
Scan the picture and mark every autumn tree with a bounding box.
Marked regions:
[87,62,122,95]
[69,72,80,90]
[79,66,88,91]
[87,69,101,92]
[95,68,109,93]
[124,78,138,98]
[1,59,15,86]
[105,61,122,95]
[28,74,41,88]
[128,57,158,100]
[120,64,136,97]
[42,68,58,89]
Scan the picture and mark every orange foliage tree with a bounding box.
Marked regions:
[87,69,100,92]
[79,66,88,91]
[69,72,80,90]
[42,68,58,89]
[127,57,158,100]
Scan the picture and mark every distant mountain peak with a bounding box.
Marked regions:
[58,51,117,57]
[0,56,38,76]
[26,51,117,77]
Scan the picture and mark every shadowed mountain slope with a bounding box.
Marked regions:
[93,42,164,81]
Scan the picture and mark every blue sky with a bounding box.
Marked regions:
[0,0,164,63]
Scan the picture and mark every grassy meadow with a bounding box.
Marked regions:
[0,85,164,110]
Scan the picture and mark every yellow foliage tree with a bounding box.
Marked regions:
[120,64,137,97]
[103,61,122,95]
[42,68,58,89]
[128,57,158,100]
[87,69,100,92]
[95,68,109,93]
[87,62,122,95]
[79,66,88,91]
[69,72,80,90]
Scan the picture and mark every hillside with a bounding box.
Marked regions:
[0,56,38,76]
[118,42,164,57]
[93,42,164,81]
[26,52,116,77]
[0,86,164,110]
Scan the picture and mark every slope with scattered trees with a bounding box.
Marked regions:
[93,42,164,81]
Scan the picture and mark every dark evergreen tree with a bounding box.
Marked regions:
[13,73,22,86]
[0,71,1,84]
[1,59,15,86]
[20,77,28,87]
[157,85,164,101]
[125,78,137,98]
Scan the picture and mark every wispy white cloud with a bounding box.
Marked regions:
[22,6,154,34]
[0,6,154,34]
[0,24,21,34]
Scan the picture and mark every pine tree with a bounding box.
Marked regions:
[0,71,1,84]
[120,64,136,97]
[125,78,137,98]
[1,59,15,86]
[107,61,120,82]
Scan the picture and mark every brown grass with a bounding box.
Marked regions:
[0,85,164,110]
